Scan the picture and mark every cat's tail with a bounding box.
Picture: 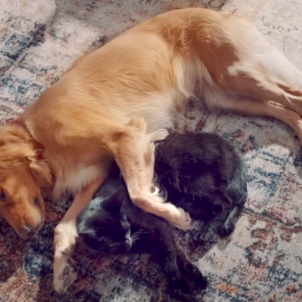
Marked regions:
[219,204,242,237]
[219,155,247,237]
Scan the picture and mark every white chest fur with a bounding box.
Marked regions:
[53,163,103,199]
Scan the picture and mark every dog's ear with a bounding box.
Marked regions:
[28,151,53,188]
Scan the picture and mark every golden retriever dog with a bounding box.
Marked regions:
[1,8,302,293]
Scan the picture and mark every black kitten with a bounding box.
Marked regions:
[77,172,207,301]
[77,132,247,300]
[154,132,247,241]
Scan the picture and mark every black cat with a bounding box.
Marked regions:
[154,132,247,241]
[77,132,247,301]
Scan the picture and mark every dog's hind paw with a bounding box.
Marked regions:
[53,253,77,294]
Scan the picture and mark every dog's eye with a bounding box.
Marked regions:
[34,197,40,207]
[0,189,6,201]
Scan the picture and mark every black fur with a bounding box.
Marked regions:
[154,132,247,241]
[77,132,247,301]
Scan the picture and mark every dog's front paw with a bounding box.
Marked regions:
[167,205,192,231]
[53,253,77,294]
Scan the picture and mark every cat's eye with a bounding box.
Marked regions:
[0,189,6,201]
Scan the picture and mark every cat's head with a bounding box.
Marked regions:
[77,188,132,255]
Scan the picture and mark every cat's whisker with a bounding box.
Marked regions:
[131,234,141,241]
[132,229,145,236]
[131,237,140,243]
[130,229,148,241]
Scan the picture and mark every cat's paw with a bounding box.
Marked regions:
[164,258,207,301]
[168,206,192,231]
[181,261,208,290]
[53,253,77,294]
[193,270,208,289]
[166,279,191,301]
[166,270,207,301]
[194,230,213,243]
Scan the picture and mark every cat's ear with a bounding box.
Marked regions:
[77,226,95,236]
[103,189,126,214]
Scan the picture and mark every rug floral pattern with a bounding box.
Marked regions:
[1,0,302,301]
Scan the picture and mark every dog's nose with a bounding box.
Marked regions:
[20,226,38,240]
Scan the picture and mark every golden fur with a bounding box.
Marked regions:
[1,8,302,293]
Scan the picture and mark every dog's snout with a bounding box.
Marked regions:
[20,226,39,240]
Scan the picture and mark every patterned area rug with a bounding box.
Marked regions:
[1,0,302,301]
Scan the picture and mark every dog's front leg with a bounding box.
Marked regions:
[53,177,105,294]
[110,128,191,230]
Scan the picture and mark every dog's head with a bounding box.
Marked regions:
[0,124,53,240]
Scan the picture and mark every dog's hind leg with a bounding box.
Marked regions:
[215,93,302,143]
[208,19,302,116]
[108,127,191,230]
[255,101,302,144]
[224,67,302,117]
